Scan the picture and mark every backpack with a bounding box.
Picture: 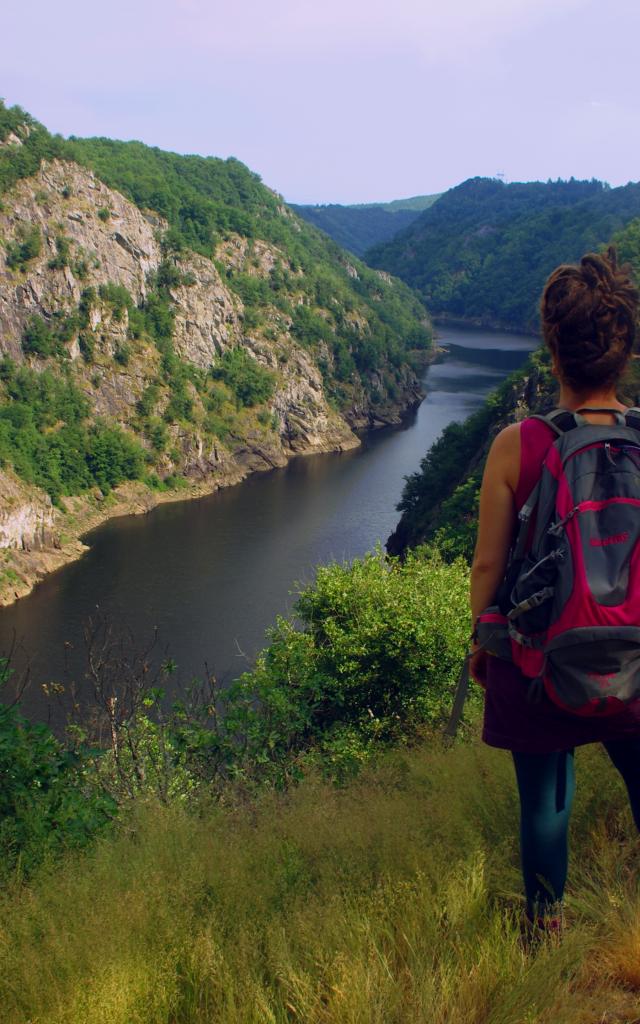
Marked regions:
[445,406,640,736]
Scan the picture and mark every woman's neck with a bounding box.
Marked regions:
[557,382,625,412]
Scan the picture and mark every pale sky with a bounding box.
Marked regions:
[3,0,639,203]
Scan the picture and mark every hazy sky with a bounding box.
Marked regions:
[3,0,639,203]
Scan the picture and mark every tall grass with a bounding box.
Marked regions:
[1,735,639,1023]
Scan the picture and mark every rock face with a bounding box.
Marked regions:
[0,158,421,604]
[0,161,161,361]
[0,471,56,551]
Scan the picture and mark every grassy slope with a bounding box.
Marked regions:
[2,733,640,1023]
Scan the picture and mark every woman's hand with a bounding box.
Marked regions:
[469,643,488,689]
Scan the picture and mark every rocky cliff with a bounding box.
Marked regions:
[0,152,428,604]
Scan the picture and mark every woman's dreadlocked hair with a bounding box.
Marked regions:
[541,247,639,390]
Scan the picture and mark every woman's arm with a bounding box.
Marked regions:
[469,423,520,681]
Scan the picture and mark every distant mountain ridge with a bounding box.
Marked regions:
[291,194,441,257]
[368,176,640,333]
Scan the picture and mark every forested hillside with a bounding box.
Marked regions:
[368,176,640,332]
[292,194,440,257]
[388,218,640,558]
[0,101,431,603]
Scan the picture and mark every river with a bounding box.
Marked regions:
[0,325,538,724]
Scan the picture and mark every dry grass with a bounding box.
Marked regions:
[1,738,639,1023]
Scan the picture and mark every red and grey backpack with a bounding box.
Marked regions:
[446,406,640,735]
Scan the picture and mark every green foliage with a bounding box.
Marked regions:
[85,423,145,493]
[613,217,640,283]
[21,316,59,357]
[98,282,133,320]
[114,343,131,366]
[223,547,472,783]
[0,360,145,501]
[0,659,116,880]
[0,737,637,1023]
[47,233,71,270]
[390,347,554,556]
[6,223,42,270]
[0,104,65,195]
[97,206,111,222]
[212,347,276,408]
[369,176,640,331]
[21,312,77,358]
[291,201,432,257]
[291,304,333,345]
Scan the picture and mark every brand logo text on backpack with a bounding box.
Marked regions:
[589,531,630,547]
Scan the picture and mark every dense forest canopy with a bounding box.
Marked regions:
[368,176,640,332]
[292,194,440,257]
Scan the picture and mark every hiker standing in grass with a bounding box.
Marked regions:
[469,248,640,932]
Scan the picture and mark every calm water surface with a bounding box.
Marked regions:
[0,326,538,722]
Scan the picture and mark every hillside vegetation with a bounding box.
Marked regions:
[388,217,640,558]
[292,194,441,257]
[0,102,431,489]
[368,177,640,333]
[0,101,431,602]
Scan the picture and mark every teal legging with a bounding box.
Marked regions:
[512,740,640,917]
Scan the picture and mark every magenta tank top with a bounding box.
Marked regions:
[515,417,556,510]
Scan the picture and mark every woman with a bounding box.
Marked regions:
[470,248,640,931]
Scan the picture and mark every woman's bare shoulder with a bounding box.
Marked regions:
[489,421,521,456]
[485,422,521,489]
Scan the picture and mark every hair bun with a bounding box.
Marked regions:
[541,247,638,391]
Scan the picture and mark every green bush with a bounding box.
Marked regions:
[86,423,145,493]
[223,547,473,783]
[212,347,275,408]
[21,316,56,357]
[47,234,71,270]
[0,362,145,500]
[6,224,42,270]
[0,660,116,880]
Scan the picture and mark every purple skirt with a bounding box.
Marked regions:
[482,655,640,753]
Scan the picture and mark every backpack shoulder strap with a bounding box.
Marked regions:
[529,408,581,436]
[576,405,627,425]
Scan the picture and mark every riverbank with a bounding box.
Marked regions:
[433,314,541,338]
[0,434,360,610]
[0,350,430,609]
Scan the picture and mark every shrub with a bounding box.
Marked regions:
[21,316,56,357]
[6,224,42,270]
[47,234,71,270]
[0,659,116,880]
[223,547,473,783]
[212,347,275,408]
[85,424,145,493]
[114,343,131,366]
